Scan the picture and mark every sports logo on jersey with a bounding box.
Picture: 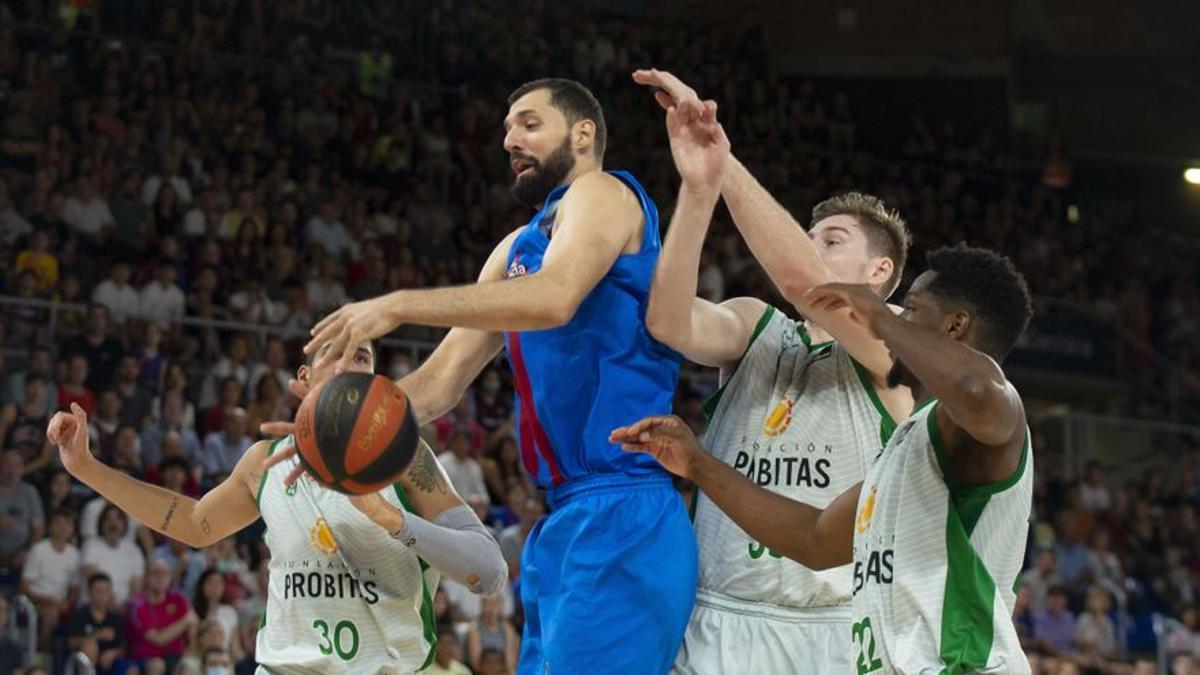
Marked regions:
[763,397,794,437]
[856,486,878,534]
[286,483,298,497]
[507,255,528,278]
[310,517,338,555]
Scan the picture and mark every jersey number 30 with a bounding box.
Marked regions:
[313,618,360,661]
[851,617,883,674]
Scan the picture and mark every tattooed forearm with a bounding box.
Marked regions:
[408,446,449,494]
[200,518,212,535]
[161,497,180,531]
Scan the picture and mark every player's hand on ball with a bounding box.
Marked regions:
[349,493,406,537]
[633,68,728,192]
[46,403,94,476]
[610,415,702,479]
[804,283,892,335]
[259,378,312,486]
[305,296,401,373]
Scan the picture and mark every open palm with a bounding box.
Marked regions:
[609,415,704,479]
[634,68,730,190]
[665,106,730,191]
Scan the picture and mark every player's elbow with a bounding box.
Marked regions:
[538,293,579,328]
[644,301,680,345]
[779,273,825,309]
[472,544,509,597]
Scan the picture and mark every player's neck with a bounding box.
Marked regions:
[564,162,601,186]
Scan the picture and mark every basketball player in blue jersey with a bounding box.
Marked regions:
[266,79,717,674]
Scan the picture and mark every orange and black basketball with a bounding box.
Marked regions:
[293,372,419,495]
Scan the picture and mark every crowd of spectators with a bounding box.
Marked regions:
[0,1,1194,673]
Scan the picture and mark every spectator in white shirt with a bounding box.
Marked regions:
[438,429,489,506]
[1079,461,1113,512]
[246,337,292,402]
[228,277,286,325]
[92,262,142,325]
[63,175,116,239]
[305,201,354,258]
[82,504,146,607]
[21,508,82,649]
[142,152,194,207]
[198,334,251,410]
[0,179,32,245]
[139,264,186,328]
[304,257,349,315]
[183,188,219,238]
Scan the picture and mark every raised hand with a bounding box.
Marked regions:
[305,295,400,373]
[804,283,892,335]
[633,68,729,192]
[609,415,705,479]
[46,403,94,476]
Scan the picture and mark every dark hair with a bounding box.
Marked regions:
[193,567,223,619]
[51,506,76,522]
[507,78,607,160]
[159,456,190,477]
[923,244,1033,361]
[87,572,112,588]
[24,374,46,388]
[812,192,911,297]
[303,319,376,368]
[98,503,128,536]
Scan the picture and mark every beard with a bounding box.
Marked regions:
[886,358,918,389]
[510,136,576,207]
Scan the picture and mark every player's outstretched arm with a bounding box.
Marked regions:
[632,69,763,370]
[306,173,643,371]
[808,283,1025,480]
[48,403,261,548]
[634,69,896,380]
[645,188,760,369]
[611,416,856,570]
[348,440,507,596]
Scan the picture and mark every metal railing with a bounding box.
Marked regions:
[1033,411,1200,482]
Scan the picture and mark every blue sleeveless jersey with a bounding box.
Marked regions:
[503,171,681,489]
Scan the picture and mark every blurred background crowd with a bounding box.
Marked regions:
[0,0,1196,673]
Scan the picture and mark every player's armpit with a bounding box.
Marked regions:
[397,440,463,519]
[398,328,504,425]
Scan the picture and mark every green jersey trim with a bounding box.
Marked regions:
[796,321,833,352]
[255,439,283,508]
[849,358,899,447]
[938,498,998,674]
[701,305,776,422]
[392,483,438,671]
[926,403,1032,509]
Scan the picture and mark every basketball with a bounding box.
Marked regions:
[293,372,419,495]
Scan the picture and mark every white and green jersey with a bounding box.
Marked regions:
[850,401,1032,674]
[696,306,896,609]
[255,439,439,674]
